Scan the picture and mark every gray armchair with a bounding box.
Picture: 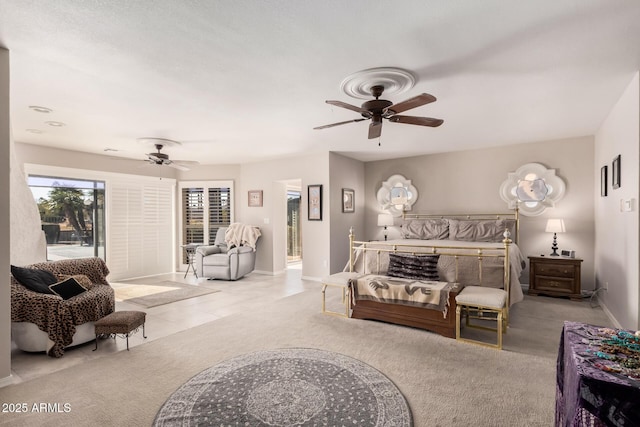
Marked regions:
[195,227,259,280]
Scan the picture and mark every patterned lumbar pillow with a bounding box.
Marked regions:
[49,277,87,300]
[11,265,57,294]
[387,253,440,281]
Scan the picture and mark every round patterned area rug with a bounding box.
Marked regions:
[153,348,413,426]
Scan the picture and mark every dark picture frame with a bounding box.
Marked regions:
[248,190,263,207]
[600,166,607,197]
[612,154,621,189]
[308,184,322,221]
[342,188,355,213]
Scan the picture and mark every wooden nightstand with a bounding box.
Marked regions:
[528,256,583,301]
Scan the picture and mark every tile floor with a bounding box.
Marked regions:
[10,263,312,384]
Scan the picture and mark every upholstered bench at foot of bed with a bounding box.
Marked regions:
[321,272,361,317]
[455,286,508,350]
[94,311,147,351]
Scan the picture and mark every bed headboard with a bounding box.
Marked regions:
[401,209,520,244]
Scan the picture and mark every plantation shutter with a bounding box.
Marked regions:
[208,186,232,244]
[108,178,175,280]
[182,188,205,246]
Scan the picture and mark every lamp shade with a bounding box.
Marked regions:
[377,214,394,227]
[545,219,565,233]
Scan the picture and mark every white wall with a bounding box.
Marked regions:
[594,72,640,329]
[238,152,330,280]
[364,137,596,290]
[329,153,365,273]
[15,143,180,179]
[0,48,12,387]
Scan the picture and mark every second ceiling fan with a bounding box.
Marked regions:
[314,85,443,139]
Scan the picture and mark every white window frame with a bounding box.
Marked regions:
[178,180,234,270]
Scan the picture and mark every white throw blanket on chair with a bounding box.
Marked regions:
[225,223,261,250]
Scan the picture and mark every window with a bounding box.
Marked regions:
[28,175,106,261]
[179,181,234,263]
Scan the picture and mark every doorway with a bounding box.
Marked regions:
[287,187,302,265]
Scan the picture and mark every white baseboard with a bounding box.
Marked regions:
[252,269,283,276]
[597,297,622,329]
[0,374,14,388]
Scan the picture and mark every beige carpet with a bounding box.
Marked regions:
[111,281,219,308]
[0,288,612,426]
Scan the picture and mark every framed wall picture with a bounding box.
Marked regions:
[612,154,621,189]
[342,188,355,213]
[248,190,263,207]
[308,184,322,220]
[600,165,607,197]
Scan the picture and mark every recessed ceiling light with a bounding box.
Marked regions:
[26,129,43,134]
[45,121,65,127]
[29,105,52,113]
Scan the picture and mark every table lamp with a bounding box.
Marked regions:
[377,214,394,241]
[545,219,565,256]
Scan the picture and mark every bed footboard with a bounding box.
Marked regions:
[351,283,462,338]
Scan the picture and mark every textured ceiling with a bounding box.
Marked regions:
[1,0,639,166]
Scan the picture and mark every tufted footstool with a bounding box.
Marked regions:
[93,310,147,351]
[455,286,508,350]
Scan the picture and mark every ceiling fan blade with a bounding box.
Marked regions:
[325,100,370,114]
[167,161,190,171]
[314,118,367,130]
[368,122,382,139]
[385,93,437,115]
[388,115,444,127]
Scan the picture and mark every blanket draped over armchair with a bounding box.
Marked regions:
[11,257,115,357]
[225,223,261,250]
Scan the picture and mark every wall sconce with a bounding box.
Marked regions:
[545,219,565,256]
[377,214,394,241]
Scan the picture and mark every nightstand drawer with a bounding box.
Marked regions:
[535,263,575,278]
[536,277,574,293]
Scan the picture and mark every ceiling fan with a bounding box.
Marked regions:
[139,138,199,171]
[314,85,443,139]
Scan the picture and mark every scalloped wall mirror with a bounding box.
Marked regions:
[376,174,418,217]
[499,163,566,216]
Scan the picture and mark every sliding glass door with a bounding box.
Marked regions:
[28,175,106,261]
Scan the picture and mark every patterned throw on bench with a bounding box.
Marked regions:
[351,274,455,318]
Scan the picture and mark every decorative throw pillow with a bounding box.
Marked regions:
[57,274,94,290]
[49,278,87,300]
[10,265,57,294]
[387,253,440,281]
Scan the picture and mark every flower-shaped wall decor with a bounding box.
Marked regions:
[499,163,566,216]
[376,174,419,217]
